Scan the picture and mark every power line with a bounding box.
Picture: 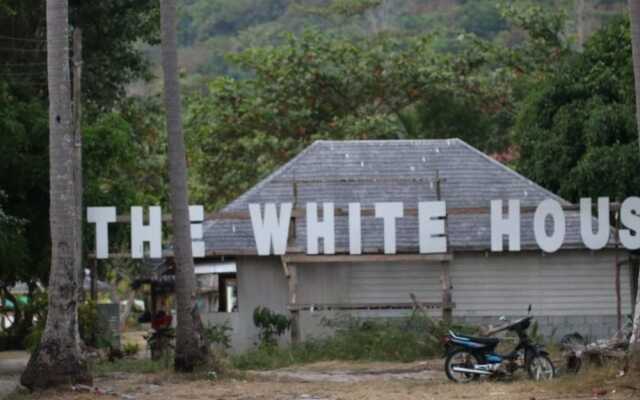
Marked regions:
[0,34,46,43]
[0,47,46,53]
[0,62,47,66]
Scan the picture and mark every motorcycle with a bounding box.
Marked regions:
[443,306,555,383]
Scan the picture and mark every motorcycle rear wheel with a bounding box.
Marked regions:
[445,349,481,383]
[527,354,555,381]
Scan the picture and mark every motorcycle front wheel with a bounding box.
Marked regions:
[527,354,555,381]
[445,349,481,383]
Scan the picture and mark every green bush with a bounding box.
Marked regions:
[232,312,477,370]
[123,342,140,356]
[24,299,101,352]
[23,321,44,353]
[252,306,290,346]
[205,321,233,350]
[78,300,99,345]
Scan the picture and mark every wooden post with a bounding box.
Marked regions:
[90,257,98,302]
[434,170,452,323]
[441,261,452,324]
[288,264,300,344]
[614,207,622,332]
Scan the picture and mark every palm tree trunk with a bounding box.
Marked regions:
[629,0,640,360]
[21,0,90,390]
[159,0,208,372]
[631,0,640,152]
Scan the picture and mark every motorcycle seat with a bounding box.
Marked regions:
[452,333,500,346]
[466,336,499,346]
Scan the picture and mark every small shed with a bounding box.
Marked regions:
[200,139,636,352]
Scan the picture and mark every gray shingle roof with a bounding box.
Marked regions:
[203,139,607,254]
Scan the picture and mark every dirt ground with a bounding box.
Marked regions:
[5,359,639,400]
[0,351,28,399]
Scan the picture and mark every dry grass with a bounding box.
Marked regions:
[5,359,640,400]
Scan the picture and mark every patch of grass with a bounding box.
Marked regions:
[92,358,168,376]
[3,389,33,400]
[232,313,476,370]
[517,360,636,398]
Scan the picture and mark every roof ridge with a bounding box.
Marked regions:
[315,138,458,144]
[453,138,571,206]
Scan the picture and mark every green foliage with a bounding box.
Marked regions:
[0,83,50,288]
[0,0,160,110]
[24,297,98,352]
[0,191,27,280]
[205,321,233,350]
[252,306,290,346]
[0,1,164,321]
[514,16,639,201]
[186,30,484,206]
[459,0,508,39]
[293,0,383,18]
[234,313,476,370]
[78,300,99,346]
[123,342,141,356]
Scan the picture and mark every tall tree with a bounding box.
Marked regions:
[20,0,90,389]
[631,0,640,151]
[159,0,208,372]
[629,0,640,356]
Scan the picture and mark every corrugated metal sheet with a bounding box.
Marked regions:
[451,250,632,316]
[297,261,442,305]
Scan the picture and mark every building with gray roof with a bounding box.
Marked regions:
[200,139,634,352]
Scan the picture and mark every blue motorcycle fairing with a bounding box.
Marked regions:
[448,331,499,350]
[486,354,502,363]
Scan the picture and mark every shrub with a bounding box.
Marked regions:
[78,300,99,345]
[232,312,477,370]
[252,306,290,346]
[205,321,233,350]
[25,298,101,352]
[123,342,140,357]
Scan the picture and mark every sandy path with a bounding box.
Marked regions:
[0,351,28,399]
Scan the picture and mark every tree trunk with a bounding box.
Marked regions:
[21,0,90,390]
[631,275,640,356]
[631,0,640,153]
[159,0,208,372]
[630,0,640,362]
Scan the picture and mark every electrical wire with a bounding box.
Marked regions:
[0,34,46,43]
[0,47,46,53]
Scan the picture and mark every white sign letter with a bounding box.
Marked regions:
[620,197,640,250]
[534,199,565,253]
[306,202,335,255]
[375,202,403,254]
[87,207,116,259]
[491,199,521,252]
[131,206,162,258]
[580,197,610,250]
[249,203,292,255]
[419,201,447,254]
[190,205,205,258]
[348,203,362,255]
